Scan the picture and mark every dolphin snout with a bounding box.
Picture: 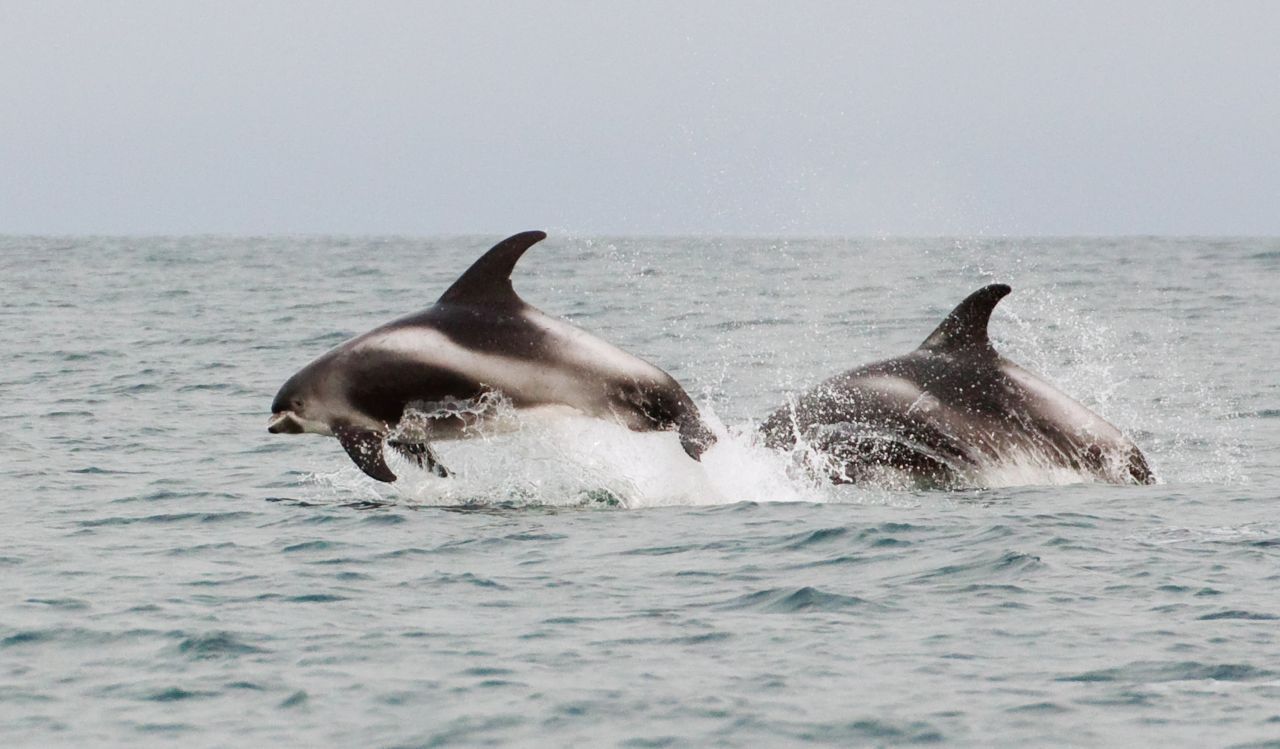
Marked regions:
[267,412,302,434]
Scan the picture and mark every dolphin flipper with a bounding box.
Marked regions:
[335,427,397,482]
[919,284,1012,353]
[437,231,547,307]
[825,435,961,488]
[388,440,451,478]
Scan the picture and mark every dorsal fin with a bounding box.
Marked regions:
[437,231,547,306]
[918,283,1012,353]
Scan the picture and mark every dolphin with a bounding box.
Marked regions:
[268,231,715,482]
[760,284,1154,487]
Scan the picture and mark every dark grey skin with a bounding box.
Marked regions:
[268,231,715,482]
[760,284,1154,487]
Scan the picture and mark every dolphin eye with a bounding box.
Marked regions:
[291,398,304,410]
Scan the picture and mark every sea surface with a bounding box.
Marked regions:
[1,235,1277,747]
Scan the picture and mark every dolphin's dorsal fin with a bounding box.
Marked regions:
[438,231,547,306]
[918,283,1012,353]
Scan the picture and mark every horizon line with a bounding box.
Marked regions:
[1,231,1276,241]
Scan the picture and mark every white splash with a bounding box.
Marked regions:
[305,402,838,509]
[302,400,1143,509]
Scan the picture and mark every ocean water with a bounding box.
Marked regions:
[1,235,1277,747]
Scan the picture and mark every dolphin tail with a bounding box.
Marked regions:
[335,427,397,482]
[1126,446,1156,485]
[626,383,718,461]
[1082,441,1157,485]
[676,413,718,461]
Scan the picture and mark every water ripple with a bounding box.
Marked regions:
[1060,661,1276,683]
[718,586,884,613]
[3,235,1277,746]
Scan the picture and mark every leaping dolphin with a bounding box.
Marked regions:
[760,284,1155,487]
[268,231,716,482]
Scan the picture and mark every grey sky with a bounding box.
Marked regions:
[1,1,1277,235]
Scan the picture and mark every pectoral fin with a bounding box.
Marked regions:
[335,427,397,482]
[829,435,960,488]
[388,440,451,478]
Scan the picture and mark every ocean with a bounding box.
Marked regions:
[1,235,1277,747]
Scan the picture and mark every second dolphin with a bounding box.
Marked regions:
[760,284,1154,487]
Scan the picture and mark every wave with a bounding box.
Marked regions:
[716,586,885,614]
[1058,661,1276,683]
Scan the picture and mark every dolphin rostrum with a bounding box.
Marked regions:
[268,231,715,482]
[760,284,1155,487]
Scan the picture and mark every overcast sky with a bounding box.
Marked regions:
[1,1,1277,235]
